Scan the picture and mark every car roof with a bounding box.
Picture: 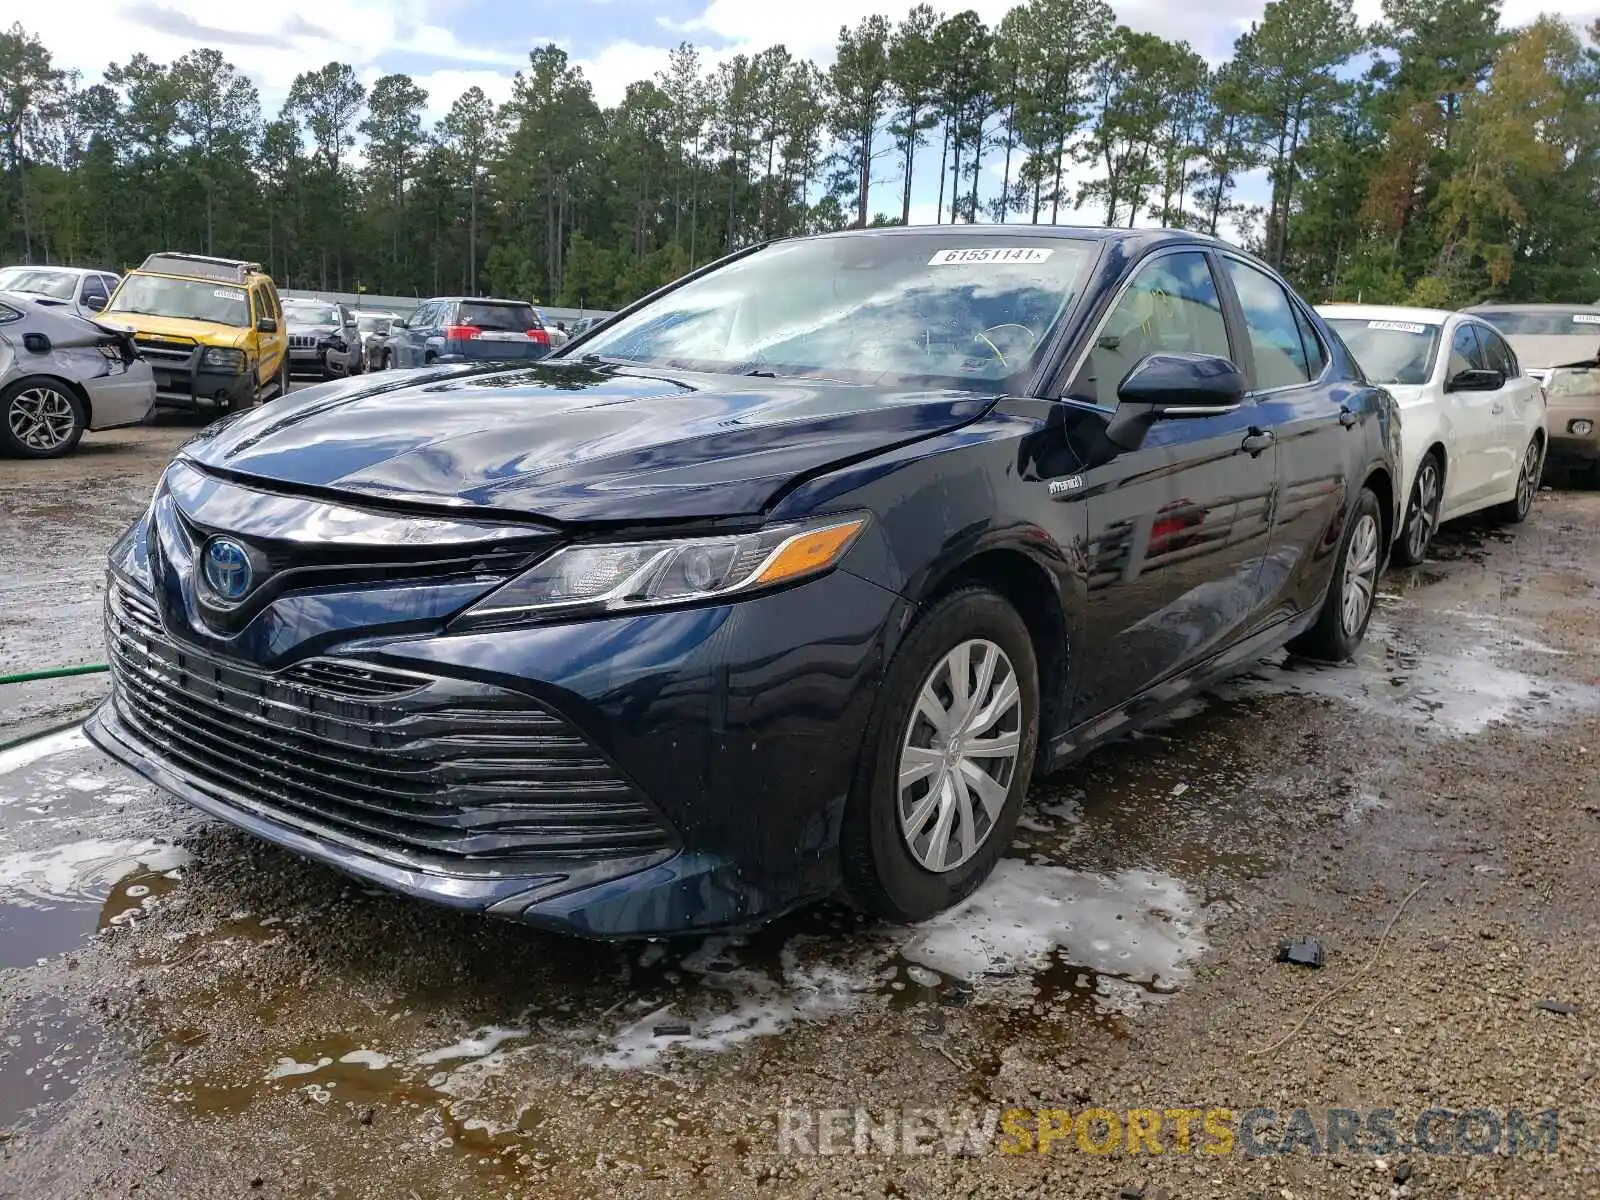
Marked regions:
[801,224,1232,252]
[1465,302,1600,313]
[0,264,112,277]
[429,296,534,305]
[1316,303,1458,325]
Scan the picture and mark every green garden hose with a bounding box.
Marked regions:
[0,663,110,686]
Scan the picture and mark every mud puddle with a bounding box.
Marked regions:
[0,729,192,970]
[0,995,113,1132]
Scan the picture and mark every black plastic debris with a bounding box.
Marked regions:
[1393,1162,1414,1184]
[1536,1000,1580,1016]
[653,1022,692,1037]
[1275,938,1324,968]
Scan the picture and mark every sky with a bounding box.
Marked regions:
[24,0,1600,232]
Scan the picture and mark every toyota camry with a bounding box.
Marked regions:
[87,227,1399,937]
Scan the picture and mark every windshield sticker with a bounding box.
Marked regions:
[928,247,1053,266]
[213,288,245,301]
[1367,320,1429,334]
[1572,314,1600,324]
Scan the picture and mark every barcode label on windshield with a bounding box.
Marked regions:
[1572,314,1600,324]
[213,289,245,301]
[1368,320,1428,334]
[928,247,1053,266]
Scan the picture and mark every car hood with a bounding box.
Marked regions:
[104,311,250,347]
[1501,333,1600,369]
[287,321,340,336]
[179,362,996,522]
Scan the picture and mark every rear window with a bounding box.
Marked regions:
[458,302,541,332]
[1475,309,1600,335]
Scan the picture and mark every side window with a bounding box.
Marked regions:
[1292,304,1328,378]
[1478,326,1518,377]
[412,303,437,329]
[1222,259,1312,390]
[80,275,109,307]
[1068,251,1231,408]
[1447,323,1487,378]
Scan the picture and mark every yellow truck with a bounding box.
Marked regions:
[103,252,290,412]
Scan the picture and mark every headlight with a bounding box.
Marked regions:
[455,514,868,627]
[203,347,246,373]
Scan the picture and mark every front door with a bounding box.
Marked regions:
[1058,248,1280,726]
[1442,321,1502,506]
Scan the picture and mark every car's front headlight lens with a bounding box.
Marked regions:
[203,347,246,372]
[455,514,868,627]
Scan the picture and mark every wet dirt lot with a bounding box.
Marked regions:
[2,424,1599,1199]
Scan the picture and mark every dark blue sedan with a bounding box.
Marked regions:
[87,227,1400,937]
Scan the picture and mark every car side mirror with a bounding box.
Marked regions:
[1446,367,1503,392]
[391,320,407,330]
[257,316,278,333]
[1104,352,1247,451]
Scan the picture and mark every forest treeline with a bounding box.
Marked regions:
[1,0,1598,311]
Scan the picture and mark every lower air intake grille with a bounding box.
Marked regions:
[104,578,674,862]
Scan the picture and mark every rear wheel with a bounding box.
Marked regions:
[840,586,1039,923]
[1288,486,1384,663]
[1,378,86,458]
[1391,453,1442,567]
[1492,436,1542,524]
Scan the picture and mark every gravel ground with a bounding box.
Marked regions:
[1,421,1598,1199]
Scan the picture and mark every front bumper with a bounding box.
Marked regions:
[147,361,254,411]
[83,359,156,430]
[1544,392,1600,465]
[88,565,906,937]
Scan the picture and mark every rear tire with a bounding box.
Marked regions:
[0,378,86,459]
[1391,453,1442,568]
[1288,486,1384,663]
[1491,436,1542,524]
[840,585,1039,923]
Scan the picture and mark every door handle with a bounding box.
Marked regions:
[1241,428,1275,455]
[1339,407,1358,428]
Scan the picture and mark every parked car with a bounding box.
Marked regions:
[86,227,1399,938]
[1319,304,1547,565]
[0,265,121,318]
[1467,303,1600,485]
[103,252,289,412]
[534,308,569,348]
[0,290,154,458]
[388,298,553,367]
[354,311,401,371]
[282,298,364,380]
[566,316,605,338]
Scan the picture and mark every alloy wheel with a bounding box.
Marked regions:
[897,639,1023,874]
[1340,512,1381,637]
[7,385,77,452]
[1515,440,1541,516]
[1406,459,1440,561]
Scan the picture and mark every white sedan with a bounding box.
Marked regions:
[1318,304,1548,566]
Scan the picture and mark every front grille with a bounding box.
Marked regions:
[135,337,195,364]
[105,578,675,862]
[288,335,317,350]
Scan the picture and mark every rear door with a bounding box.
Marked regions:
[1057,246,1280,725]
[1473,321,1542,489]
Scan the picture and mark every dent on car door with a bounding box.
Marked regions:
[1057,248,1279,728]
[1220,257,1350,618]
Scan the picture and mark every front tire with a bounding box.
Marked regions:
[840,586,1039,923]
[1288,486,1384,663]
[1,379,86,458]
[1492,436,1542,524]
[1391,453,1442,567]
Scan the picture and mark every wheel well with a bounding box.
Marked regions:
[932,549,1067,764]
[1363,466,1395,549]
[7,374,92,425]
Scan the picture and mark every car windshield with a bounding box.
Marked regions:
[0,268,79,300]
[356,314,393,333]
[1474,309,1600,335]
[570,234,1098,389]
[460,302,539,331]
[1325,318,1442,386]
[108,275,251,326]
[285,302,340,325]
